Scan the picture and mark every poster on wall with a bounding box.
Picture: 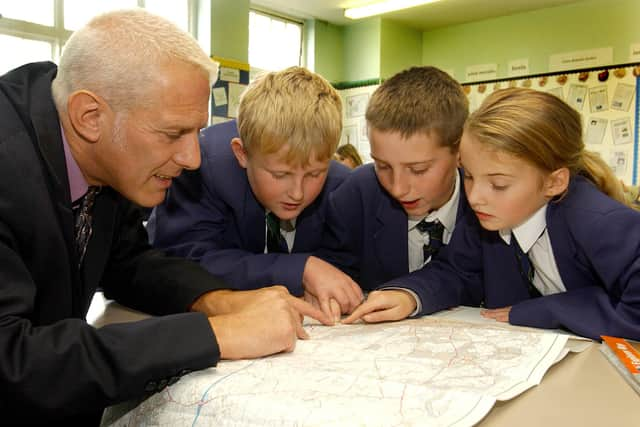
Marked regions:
[588,86,608,113]
[346,93,369,118]
[611,118,632,145]
[611,83,635,111]
[338,85,379,164]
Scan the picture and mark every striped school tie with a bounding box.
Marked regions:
[73,186,100,269]
[416,219,444,262]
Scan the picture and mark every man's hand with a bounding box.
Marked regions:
[199,286,333,360]
[342,290,416,324]
[480,306,511,322]
[302,256,363,323]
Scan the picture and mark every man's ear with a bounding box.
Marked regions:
[544,167,570,197]
[230,137,249,169]
[67,90,108,143]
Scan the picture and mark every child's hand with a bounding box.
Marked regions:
[341,290,416,324]
[302,256,363,323]
[480,306,512,322]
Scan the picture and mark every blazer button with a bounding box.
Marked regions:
[144,381,157,392]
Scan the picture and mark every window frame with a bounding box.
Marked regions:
[0,0,197,67]
[248,8,304,72]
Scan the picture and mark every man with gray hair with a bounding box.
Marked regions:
[0,9,330,425]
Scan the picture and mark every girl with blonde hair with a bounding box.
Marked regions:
[346,88,640,341]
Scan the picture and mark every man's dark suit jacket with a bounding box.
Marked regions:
[147,119,350,295]
[0,62,227,425]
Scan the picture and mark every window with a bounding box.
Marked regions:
[64,0,138,31]
[0,0,194,75]
[145,0,190,33]
[1,0,54,26]
[249,10,302,72]
[0,34,54,75]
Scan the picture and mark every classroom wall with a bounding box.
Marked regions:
[422,0,640,82]
[210,0,249,63]
[380,19,422,79]
[309,20,344,84]
[342,18,381,82]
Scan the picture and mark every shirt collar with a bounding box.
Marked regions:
[408,172,461,232]
[61,126,89,203]
[266,211,297,230]
[499,203,548,252]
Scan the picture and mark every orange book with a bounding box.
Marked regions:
[600,335,640,395]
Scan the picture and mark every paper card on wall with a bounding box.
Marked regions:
[465,63,498,82]
[548,47,613,72]
[611,118,632,145]
[359,140,372,164]
[547,86,564,100]
[220,67,240,83]
[609,151,628,176]
[227,82,246,118]
[585,117,608,145]
[507,58,529,78]
[359,117,369,142]
[588,85,608,113]
[340,125,358,146]
[567,84,587,111]
[346,93,369,118]
[630,43,640,61]
[212,87,227,107]
[611,83,635,112]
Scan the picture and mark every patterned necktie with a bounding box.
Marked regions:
[416,219,444,262]
[511,233,541,298]
[74,186,100,269]
[266,212,290,253]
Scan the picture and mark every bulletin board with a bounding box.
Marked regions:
[336,80,381,164]
[462,63,640,185]
[210,56,250,125]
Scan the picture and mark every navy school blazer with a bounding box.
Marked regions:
[317,164,470,292]
[148,119,351,295]
[392,175,640,341]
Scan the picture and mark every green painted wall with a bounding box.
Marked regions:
[312,20,344,83]
[380,19,422,79]
[422,0,640,82]
[342,18,381,82]
[210,0,249,63]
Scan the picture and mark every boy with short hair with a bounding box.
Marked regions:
[304,66,470,322]
[148,66,363,319]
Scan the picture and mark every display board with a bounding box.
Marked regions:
[463,64,640,185]
[337,65,640,185]
[210,56,250,125]
[338,84,379,164]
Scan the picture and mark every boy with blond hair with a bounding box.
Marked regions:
[148,67,363,320]
[303,66,472,323]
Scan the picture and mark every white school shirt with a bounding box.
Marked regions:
[407,172,461,272]
[499,204,566,296]
[263,215,297,254]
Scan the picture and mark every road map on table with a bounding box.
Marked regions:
[102,313,573,427]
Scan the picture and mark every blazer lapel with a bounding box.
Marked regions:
[290,199,322,252]
[243,181,266,252]
[28,66,75,258]
[546,201,591,290]
[373,196,408,280]
[81,189,116,312]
